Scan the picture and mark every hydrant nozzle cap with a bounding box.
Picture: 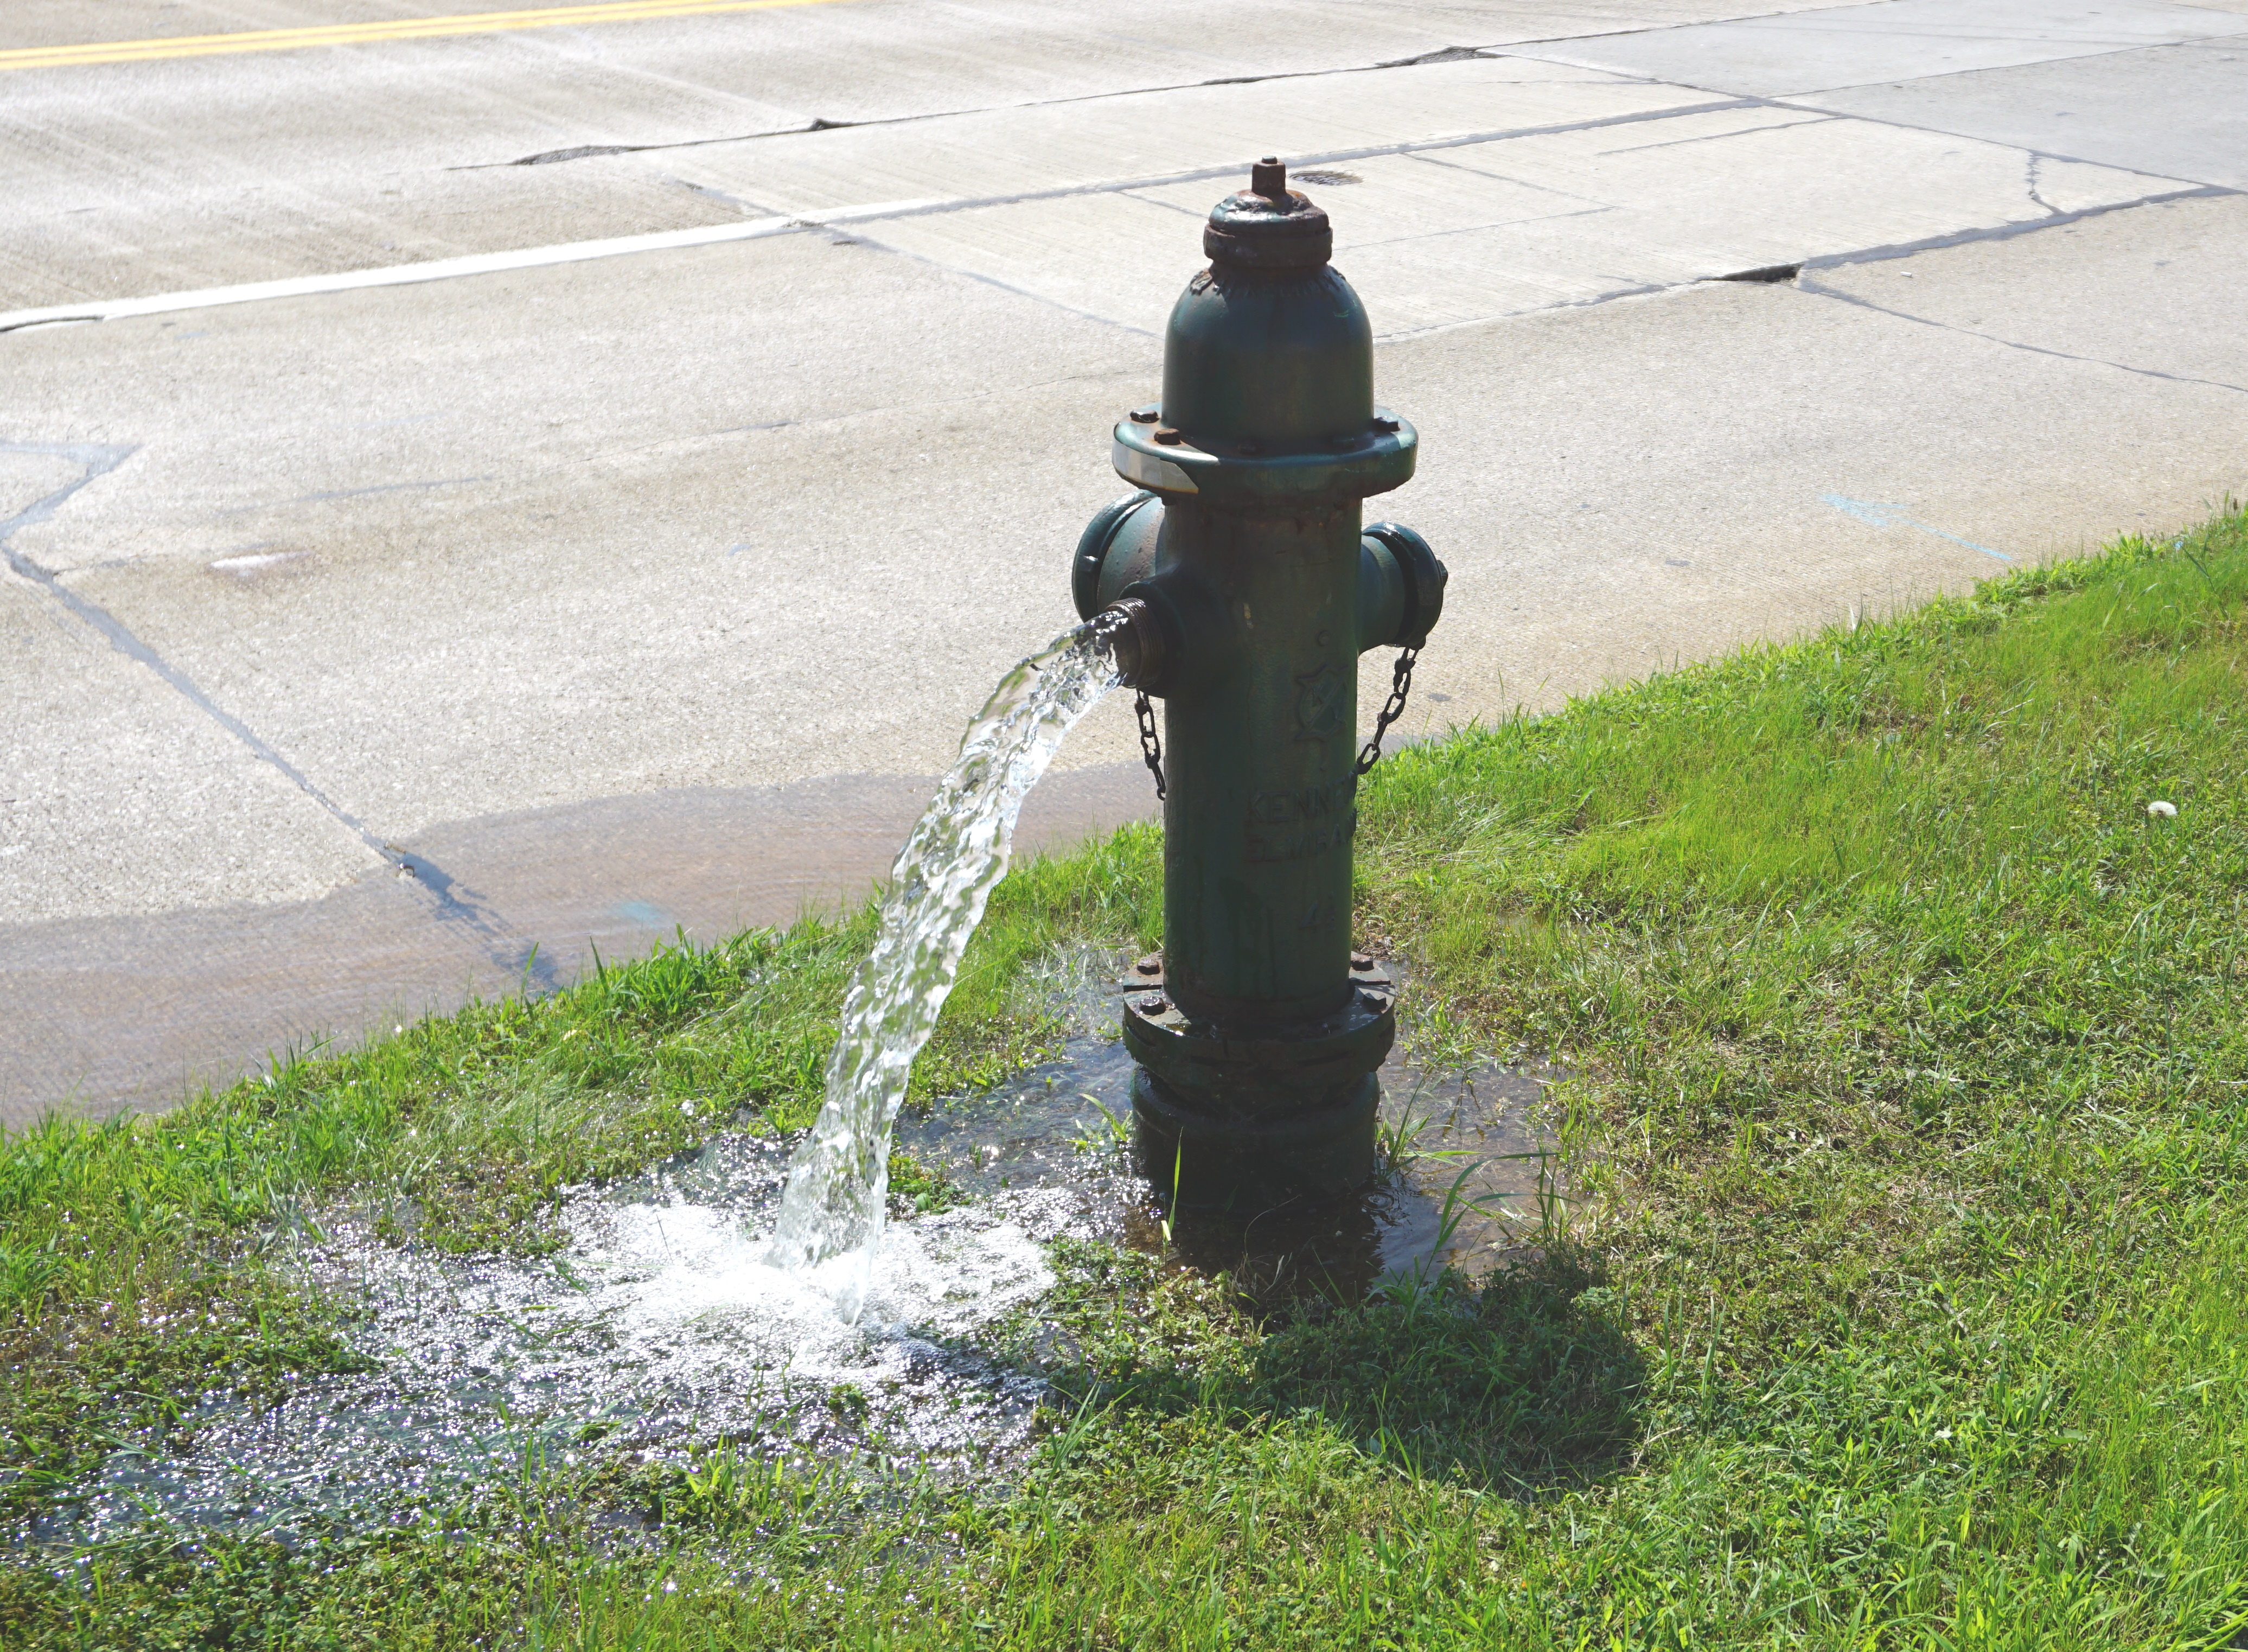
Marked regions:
[1205,158,1333,272]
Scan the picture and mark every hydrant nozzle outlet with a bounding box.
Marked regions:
[1100,596,1168,690]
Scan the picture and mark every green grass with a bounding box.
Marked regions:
[4,506,2245,1648]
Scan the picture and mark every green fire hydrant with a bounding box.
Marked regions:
[1071,158,1447,1212]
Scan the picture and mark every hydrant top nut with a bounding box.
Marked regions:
[1203,158,1333,271]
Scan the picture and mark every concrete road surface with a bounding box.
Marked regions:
[4,0,2245,1126]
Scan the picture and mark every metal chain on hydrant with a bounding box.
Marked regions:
[1355,647,1420,777]
[1134,688,1167,801]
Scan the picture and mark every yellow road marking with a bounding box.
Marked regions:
[0,0,861,72]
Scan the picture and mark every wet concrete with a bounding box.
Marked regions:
[0,761,1155,1130]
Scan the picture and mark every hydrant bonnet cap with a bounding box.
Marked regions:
[1204,157,1332,271]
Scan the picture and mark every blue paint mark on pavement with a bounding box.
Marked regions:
[613,900,674,928]
[1822,494,2010,562]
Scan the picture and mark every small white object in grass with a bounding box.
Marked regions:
[2148,800,2178,818]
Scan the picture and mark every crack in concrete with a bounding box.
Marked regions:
[1367,276,1672,345]
[788,98,1756,230]
[814,225,1159,339]
[455,127,814,171]
[1592,111,1836,155]
[1376,46,1493,69]
[1795,183,2236,271]
[0,442,557,989]
[30,50,2224,341]
[477,3,2074,182]
[14,16,2238,345]
[674,177,783,218]
[445,43,1541,171]
[1337,203,1615,257]
[1752,87,2239,192]
[486,0,2097,182]
[212,474,493,514]
[1794,271,2248,398]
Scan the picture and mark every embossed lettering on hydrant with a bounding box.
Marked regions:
[1246,813,1358,865]
[1247,774,1358,864]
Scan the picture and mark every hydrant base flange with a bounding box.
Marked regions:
[1131,1069,1378,1213]
[1120,958,1396,1119]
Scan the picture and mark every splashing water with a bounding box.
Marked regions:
[767,616,1123,1299]
[37,1157,1090,1548]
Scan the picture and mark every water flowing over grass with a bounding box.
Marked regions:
[3,506,2245,1648]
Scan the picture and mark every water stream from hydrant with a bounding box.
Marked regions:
[765,615,1124,1311]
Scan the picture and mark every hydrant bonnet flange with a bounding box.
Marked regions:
[1111,409,1416,505]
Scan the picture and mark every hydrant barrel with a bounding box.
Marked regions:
[1071,158,1443,1212]
[1162,505,1361,1021]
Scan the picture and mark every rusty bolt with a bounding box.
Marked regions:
[1152,426,1184,446]
[1134,955,1162,976]
[1359,988,1391,1012]
[1371,415,1401,433]
[1138,993,1171,1015]
[1351,952,1374,971]
[1129,407,1160,424]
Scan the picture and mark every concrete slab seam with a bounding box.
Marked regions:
[0,100,1759,336]
[1793,273,2248,397]
[1365,279,1672,345]
[217,475,494,514]
[698,98,1762,227]
[1754,91,2248,194]
[442,41,1688,174]
[4,95,2220,342]
[0,442,559,988]
[1342,176,2233,345]
[1791,181,2239,271]
[816,224,1160,337]
[1489,3,2248,100]
[1476,46,2248,194]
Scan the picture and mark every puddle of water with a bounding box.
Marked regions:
[34,1160,1099,1549]
[24,993,1554,1549]
[902,1031,1559,1310]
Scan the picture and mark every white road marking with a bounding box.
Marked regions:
[0,199,952,333]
